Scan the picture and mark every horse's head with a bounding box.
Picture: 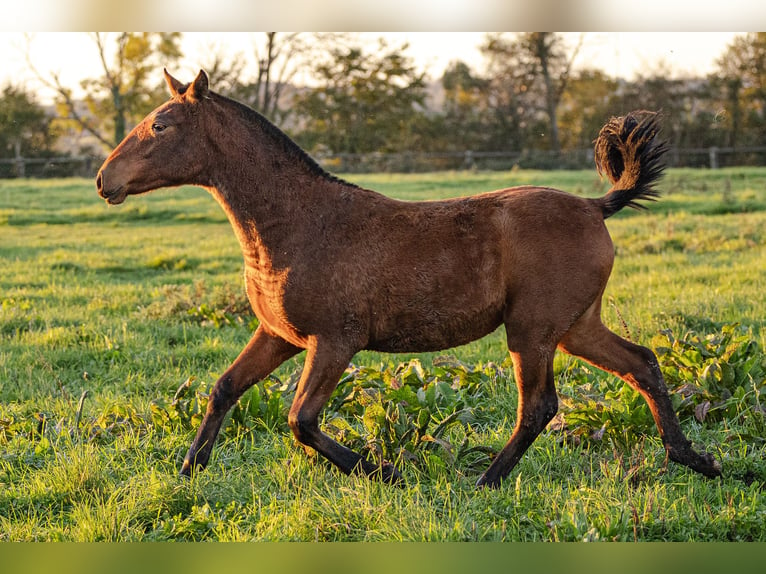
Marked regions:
[96,69,211,205]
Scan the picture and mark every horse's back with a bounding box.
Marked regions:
[291,185,614,353]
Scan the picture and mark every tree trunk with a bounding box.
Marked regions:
[262,32,275,117]
[112,86,126,145]
[540,57,561,155]
[726,78,742,148]
[534,34,561,156]
[13,140,25,178]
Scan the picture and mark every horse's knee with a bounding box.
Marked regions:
[628,345,668,392]
[533,390,558,431]
[288,409,317,445]
[520,386,558,433]
[641,347,665,380]
[542,391,559,423]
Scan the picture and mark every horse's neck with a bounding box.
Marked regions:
[205,168,342,271]
[200,104,366,271]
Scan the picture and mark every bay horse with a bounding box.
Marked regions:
[96,69,721,488]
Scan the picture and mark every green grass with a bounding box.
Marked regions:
[1,168,764,541]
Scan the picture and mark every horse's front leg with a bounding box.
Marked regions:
[180,326,301,476]
[288,338,402,484]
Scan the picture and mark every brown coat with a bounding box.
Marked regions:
[96,70,721,487]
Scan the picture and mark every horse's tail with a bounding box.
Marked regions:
[593,110,668,219]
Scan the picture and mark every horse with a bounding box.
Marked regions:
[96,69,721,488]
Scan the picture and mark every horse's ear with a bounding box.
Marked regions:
[164,68,184,97]
[187,69,209,102]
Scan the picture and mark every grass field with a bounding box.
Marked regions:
[0,168,764,541]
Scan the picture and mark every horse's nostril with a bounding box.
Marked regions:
[96,173,103,193]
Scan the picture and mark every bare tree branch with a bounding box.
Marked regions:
[24,37,115,149]
[556,33,585,102]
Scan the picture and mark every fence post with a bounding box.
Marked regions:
[14,158,26,178]
[462,150,475,170]
[13,141,25,178]
[709,146,719,169]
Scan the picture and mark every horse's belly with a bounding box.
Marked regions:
[365,304,504,353]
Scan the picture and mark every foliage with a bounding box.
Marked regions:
[557,69,619,150]
[146,357,501,476]
[227,32,320,124]
[11,32,766,169]
[13,31,766,176]
[557,362,656,452]
[0,84,57,162]
[713,32,766,148]
[516,32,580,154]
[431,61,494,153]
[293,39,428,154]
[39,33,183,151]
[323,358,500,473]
[555,325,766,452]
[140,280,257,330]
[656,325,766,430]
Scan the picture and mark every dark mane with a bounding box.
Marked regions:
[211,92,360,190]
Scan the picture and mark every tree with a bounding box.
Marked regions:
[480,34,534,151]
[29,32,183,150]
[481,33,581,155]
[557,69,619,150]
[294,39,428,154]
[438,61,493,152]
[202,33,323,124]
[0,84,57,176]
[246,32,306,121]
[605,62,724,161]
[519,33,581,155]
[714,33,766,147]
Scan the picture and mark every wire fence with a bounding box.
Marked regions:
[0,155,103,179]
[317,146,766,172]
[3,146,766,179]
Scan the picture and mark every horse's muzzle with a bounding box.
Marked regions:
[96,171,127,205]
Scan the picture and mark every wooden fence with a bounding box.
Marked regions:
[3,146,766,178]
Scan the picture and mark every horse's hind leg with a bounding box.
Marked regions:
[558,303,721,478]
[181,326,301,476]
[288,339,402,484]
[476,347,558,488]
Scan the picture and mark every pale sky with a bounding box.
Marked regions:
[2,32,743,103]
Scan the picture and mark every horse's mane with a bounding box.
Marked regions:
[212,92,359,190]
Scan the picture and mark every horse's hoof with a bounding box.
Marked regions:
[179,458,204,478]
[697,452,722,478]
[379,462,403,486]
[179,459,192,477]
[669,447,722,478]
[475,474,501,489]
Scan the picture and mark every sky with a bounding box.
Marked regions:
[2,32,744,104]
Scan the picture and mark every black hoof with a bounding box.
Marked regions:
[475,473,502,489]
[179,458,205,478]
[695,451,722,478]
[669,447,722,479]
[378,462,404,486]
[179,459,192,477]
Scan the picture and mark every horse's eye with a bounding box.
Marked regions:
[152,123,167,133]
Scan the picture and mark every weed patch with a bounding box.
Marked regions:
[656,325,766,431]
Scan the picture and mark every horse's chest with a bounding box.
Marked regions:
[244,267,309,347]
